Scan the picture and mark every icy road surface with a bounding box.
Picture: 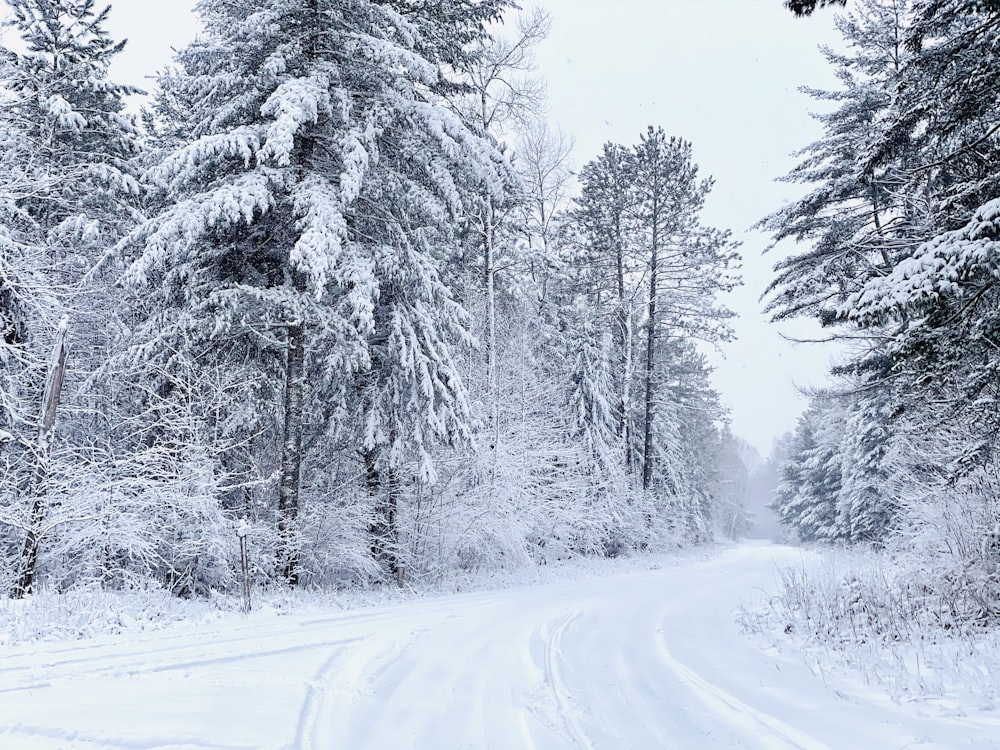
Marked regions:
[2,544,998,749]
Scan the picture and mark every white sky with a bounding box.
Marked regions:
[99,0,845,457]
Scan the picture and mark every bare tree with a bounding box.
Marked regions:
[515,118,575,309]
[456,7,552,432]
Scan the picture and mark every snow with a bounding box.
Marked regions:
[846,197,1000,322]
[2,544,998,749]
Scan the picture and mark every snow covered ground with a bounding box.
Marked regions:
[1,543,998,749]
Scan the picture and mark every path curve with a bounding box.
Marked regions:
[1,544,997,749]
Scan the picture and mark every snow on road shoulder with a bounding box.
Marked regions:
[0,543,713,649]
[741,546,1000,723]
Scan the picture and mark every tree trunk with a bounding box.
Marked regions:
[642,212,659,491]
[12,317,68,599]
[622,311,634,472]
[365,449,400,581]
[483,196,499,450]
[274,0,319,587]
[277,322,305,586]
[614,228,633,472]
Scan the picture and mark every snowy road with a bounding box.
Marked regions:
[1,544,998,749]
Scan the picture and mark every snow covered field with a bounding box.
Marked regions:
[2,544,998,749]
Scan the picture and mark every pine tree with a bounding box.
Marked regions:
[121,0,511,584]
[631,128,739,490]
[835,383,897,541]
[833,0,1000,470]
[562,303,621,479]
[762,0,916,326]
[771,397,846,542]
[573,143,639,469]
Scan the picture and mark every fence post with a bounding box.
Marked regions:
[237,518,251,614]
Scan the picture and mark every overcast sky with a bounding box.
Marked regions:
[97,0,845,456]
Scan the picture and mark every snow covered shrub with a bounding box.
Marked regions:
[745,550,1000,705]
[888,464,1000,628]
[296,486,381,587]
[0,577,217,645]
[763,467,1000,641]
[31,440,237,597]
[767,552,922,642]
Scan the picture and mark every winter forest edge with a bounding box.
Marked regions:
[1,0,999,665]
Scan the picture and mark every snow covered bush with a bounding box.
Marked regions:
[766,444,1000,640]
[296,486,382,587]
[746,548,1000,705]
[887,460,1000,629]
[0,578,215,645]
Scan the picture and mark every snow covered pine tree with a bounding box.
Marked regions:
[121,0,511,584]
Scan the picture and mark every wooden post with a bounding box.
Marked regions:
[11,316,69,599]
[237,518,251,613]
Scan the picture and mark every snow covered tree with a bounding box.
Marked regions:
[570,130,739,496]
[120,0,511,584]
[449,5,548,442]
[787,0,848,14]
[561,302,622,481]
[763,0,1000,557]
[771,395,846,542]
[573,142,639,469]
[514,117,575,309]
[0,0,142,597]
[713,431,755,540]
[762,0,916,326]
[631,128,739,490]
[787,0,1000,19]
[834,381,897,541]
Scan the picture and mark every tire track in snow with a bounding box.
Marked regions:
[0,607,411,679]
[0,636,368,694]
[293,629,418,750]
[542,610,596,750]
[654,629,832,750]
[292,649,342,750]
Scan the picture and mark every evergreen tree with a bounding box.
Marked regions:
[630,128,739,490]
[121,0,511,584]
[573,143,639,469]
[771,397,846,542]
[762,0,915,326]
[561,302,621,480]
[835,382,897,541]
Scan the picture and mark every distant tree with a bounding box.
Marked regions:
[834,382,897,541]
[631,128,739,490]
[566,128,739,542]
[786,0,847,14]
[713,431,755,540]
[771,396,846,542]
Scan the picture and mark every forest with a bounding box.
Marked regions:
[0,0,746,601]
[768,0,1000,635]
[2,0,999,648]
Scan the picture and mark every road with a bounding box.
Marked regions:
[1,544,997,749]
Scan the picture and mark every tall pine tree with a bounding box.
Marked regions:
[121,0,511,584]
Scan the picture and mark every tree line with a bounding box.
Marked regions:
[766,0,1000,624]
